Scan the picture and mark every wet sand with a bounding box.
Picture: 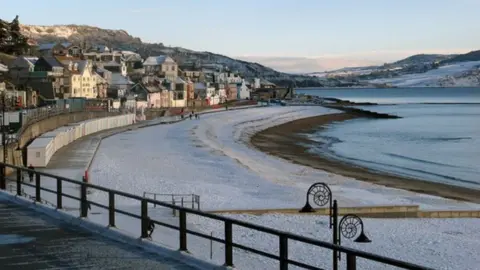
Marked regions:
[250,113,480,204]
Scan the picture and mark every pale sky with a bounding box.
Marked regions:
[1,0,479,70]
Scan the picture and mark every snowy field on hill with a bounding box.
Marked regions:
[13,106,480,269]
[370,61,480,87]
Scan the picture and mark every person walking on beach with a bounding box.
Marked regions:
[27,164,35,182]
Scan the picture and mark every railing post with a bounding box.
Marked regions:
[56,178,62,209]
[279,234,288,270]
[332,200,339,270]
[141,199,148,238]
[346,254,356,270]
[35,173,41,202]
[179,210,188,252]
[172,199,176,217]
[80,182,88,217]
[191,195,194,209]
[224,220,234,267]
[108,191,115,227]
[16,168,21,196]
[0,164,5,190]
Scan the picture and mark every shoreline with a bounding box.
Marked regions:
[250,113,480,204]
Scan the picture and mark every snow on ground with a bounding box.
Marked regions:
[195,214,480,270]
[89,106,479,211]
[370,61,480,87]
[14,106,480,270]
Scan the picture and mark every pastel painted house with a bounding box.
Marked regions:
[237,79,250,100]
[194,82,219,105]
[143,55,178,81]
[226,83,238,101]
[128,82,172,108]
[8,56,38,81]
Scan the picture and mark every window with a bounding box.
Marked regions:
[36,152,40,158]
[172,66,175,71]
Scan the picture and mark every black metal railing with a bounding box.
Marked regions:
[0,163,432,270]
[143,192,200,216]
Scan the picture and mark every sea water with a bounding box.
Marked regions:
[297,88,480,189]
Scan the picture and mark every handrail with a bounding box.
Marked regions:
[0,163,432,270]
[143,192,200,213]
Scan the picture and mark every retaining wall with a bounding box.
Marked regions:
[1,111,120,173]
[208,206,480,219]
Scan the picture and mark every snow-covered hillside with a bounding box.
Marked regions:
[370,61,480,87]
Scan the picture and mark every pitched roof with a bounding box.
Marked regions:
[38,43,56,51]
[94,73,107,84]
[103,61,121,67]
[38,42,72,51]
[75,60,89,74]
[25,57,39,66]
[260,79,276,86]
[175,77,186,84]
[123,53,142,62]
[41,56,63,68]
[27,81,55,99]
[111,73,134,85]
[0,63,8,72]
[143,55,171,66]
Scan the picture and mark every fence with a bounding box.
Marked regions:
[143,192,200,216]
[0,163,431,270]
[15,105,85,138]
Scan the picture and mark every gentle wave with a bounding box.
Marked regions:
[384,153,473,170]
[319,150,480,188]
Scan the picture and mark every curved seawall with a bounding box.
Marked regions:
[27,114,136,167]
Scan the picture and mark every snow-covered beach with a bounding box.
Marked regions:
[90,106,480,210]
[22,106,480,269]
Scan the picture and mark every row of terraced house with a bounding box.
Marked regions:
[1,42,277,109]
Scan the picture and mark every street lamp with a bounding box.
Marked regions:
[339,213,371,244]
[331,199,371,270]
[299,183,371,270]
[299,182,333,228]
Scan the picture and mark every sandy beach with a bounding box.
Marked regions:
[251,113,480,203]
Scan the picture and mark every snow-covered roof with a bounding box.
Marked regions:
[94,73,107,83]
[38,42,72,51]
[103,61,121,67]
[25,57,38,66]
[143,55,174,66]
[175,77,186,84]
[0,63,8,72]
[123,53,142,62]
[111,73,134,85]
[92,44,110,53]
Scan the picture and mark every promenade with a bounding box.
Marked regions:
[0,115,214,270]
[0,195,196,270]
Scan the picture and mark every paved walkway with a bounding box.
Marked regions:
[0,196,196,270]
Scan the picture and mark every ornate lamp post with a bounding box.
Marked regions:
[299,182,333,228]
[300,183,371,270]
[331,199,371,270]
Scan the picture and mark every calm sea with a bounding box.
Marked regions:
[296,87,480,189]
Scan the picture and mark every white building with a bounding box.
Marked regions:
[237,79,250,100]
